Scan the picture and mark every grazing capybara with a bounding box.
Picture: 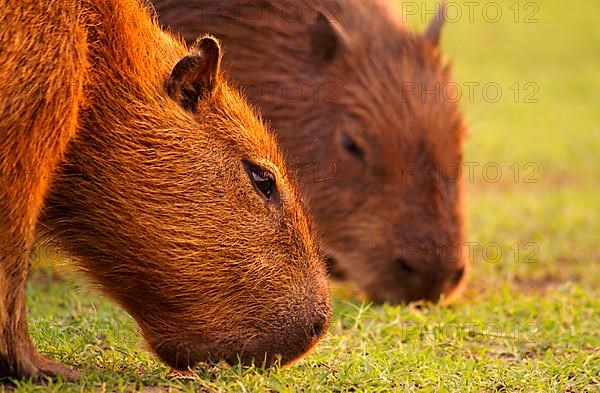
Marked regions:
[0,0,330,381]
[153,0,469,303]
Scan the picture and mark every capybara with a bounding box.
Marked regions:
[0,0,330,381]
[153,0,468,303]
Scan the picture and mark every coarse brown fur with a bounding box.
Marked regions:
[153,0,469,303]
[0,0,330,381]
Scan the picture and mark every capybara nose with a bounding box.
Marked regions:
[235,307,330,367]
[302,295,331,346]
[393,257,466,302]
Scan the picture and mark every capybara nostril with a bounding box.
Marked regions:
[311,320,325,340]
[452,267,465,284]
[395,258,416,274]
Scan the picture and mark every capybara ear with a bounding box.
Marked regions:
[424,1,446,46]
[308,12,345,66]
[166,36,221,111]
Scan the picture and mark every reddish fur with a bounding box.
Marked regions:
[0,0,330,380]
[153,0,469,303]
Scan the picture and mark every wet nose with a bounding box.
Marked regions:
[269,301,329,365]
[394,257,465,301]
[304,289,331,342]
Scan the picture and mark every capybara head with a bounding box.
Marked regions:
[153,0,468,303]
[40,1,330,369]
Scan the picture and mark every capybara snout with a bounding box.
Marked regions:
[151,282,331,369]
[368,254,467,303]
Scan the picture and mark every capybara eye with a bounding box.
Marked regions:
[341,132,365,160]
[246,163,276,201]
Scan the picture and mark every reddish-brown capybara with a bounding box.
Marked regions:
[0,0,330,381]
[152,0,469,303]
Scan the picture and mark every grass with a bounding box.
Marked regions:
[7,0,600,391]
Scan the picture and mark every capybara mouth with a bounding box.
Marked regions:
[154,317,329,370]
[222,329,327,368]
[153,338,218,371]
[155,343,308,371]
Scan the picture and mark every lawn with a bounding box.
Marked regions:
[9,0,600,391]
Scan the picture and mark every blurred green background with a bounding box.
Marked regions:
[18,0,599,391]
[434,0,600,290]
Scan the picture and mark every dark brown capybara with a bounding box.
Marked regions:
[152,0,469,303]
[0,0,330,381]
